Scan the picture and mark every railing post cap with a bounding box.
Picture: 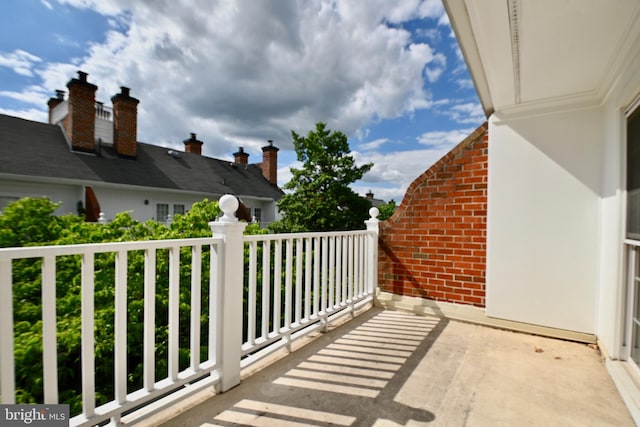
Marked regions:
[219,194,239,223]
[368,207,379,220]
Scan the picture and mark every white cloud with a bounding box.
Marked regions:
[358,138,389,152]
[444,102,485,124]
[425,52,446,83]
[456,78,475,90]
[0,86,49,106]
[55,0,125,16]
[417,128,475,148]
[0,50,42,77]
[353,123,483,202]
[22,0,447,159]
[353,144,459,203]
[4,0,481,204]
[415,27,441,43]
[418,0,446,20]
[0,107,47,122]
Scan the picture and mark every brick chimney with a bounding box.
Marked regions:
[65,71,97,153]
[111,86,139,158]
[183,133,203,155]
[366,190,374,200]
[47,90,65,124]
[233,147,249,164]
[261,140,279,185]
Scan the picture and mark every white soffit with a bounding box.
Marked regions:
[465,0,515,112]
[453,0,640,114]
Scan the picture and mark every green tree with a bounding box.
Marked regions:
[2,196,280,416]
[377,199,397,221]
[1,197,228,414]
[0,197,72,247]
[273,122,373,232]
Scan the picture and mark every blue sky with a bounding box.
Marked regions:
[0,0,484,203]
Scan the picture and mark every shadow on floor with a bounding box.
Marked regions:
[155,307,449,426]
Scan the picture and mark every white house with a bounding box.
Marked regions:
[0,72,283,226]
[443,0,640,421]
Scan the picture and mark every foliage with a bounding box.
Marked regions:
[1,197,262,415]
[377,200,397,221]
[272,122,373,232]
[0,197,72,247]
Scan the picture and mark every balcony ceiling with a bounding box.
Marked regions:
[444,0,640,116]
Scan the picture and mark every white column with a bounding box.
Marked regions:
[365,207,380,296]
[209,195,247,392]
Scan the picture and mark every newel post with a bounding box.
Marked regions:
[209,195,247,392]
[365,207,379,296]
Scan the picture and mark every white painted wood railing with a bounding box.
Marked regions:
[0,195,379,426]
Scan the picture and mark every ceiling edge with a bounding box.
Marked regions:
[490,90,603,122]
[442,0,494,118]
[599,3,640,106]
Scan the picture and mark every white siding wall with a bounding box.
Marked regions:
[94,117,113,144]
[92,186,204,222]
[485,23,640,354]
[0,178,280,227]
[486,107,603,333]
[94,189,280,224]
[0,178,82,216]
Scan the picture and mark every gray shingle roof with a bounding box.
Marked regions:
[0,114,283,201]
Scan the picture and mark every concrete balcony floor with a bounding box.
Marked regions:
[133,307,634,427]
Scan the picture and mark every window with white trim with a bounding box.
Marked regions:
[625,103,640,367]
[253,207,262,224]
[156,203,169,222]
[629,108,640,239]
[173,204,185,216]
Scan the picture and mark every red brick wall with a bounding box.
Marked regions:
[378,122,488,307]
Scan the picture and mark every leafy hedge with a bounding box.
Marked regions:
[1,197,264,415]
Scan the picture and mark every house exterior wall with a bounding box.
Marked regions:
[87,186,277,224]
[0,176,279,226]
[378,123,488,306]
[0,177,82,215]
[90,186,195,221]
[95,116,113,144]
[245,199,280,227]
[486,108,603,334]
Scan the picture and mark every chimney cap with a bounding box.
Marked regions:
[262,139,279,152]
[111,85,139,104]
[233,146,249,158]
[55,89,65,100]
[183,133,203,145]
[67,70,97,90]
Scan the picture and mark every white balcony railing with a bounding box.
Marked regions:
[0,195,380,426]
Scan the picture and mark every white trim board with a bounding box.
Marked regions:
[374,291,596,344]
